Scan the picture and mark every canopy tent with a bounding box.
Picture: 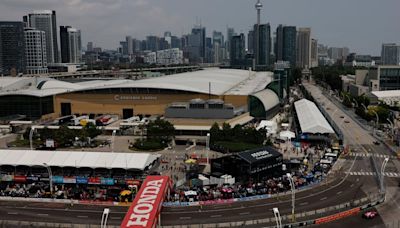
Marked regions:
[294,99,335,134]
[279,130,296,141]
[0,150,159,171]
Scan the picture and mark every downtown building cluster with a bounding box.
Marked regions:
[0,10,82,76]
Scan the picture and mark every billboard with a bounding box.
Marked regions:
[121,176,171,228]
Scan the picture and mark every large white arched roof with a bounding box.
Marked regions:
[250,89,280,111]
[294,99,335,134]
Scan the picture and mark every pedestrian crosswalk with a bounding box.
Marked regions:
[348,152,396,159]
[346,171,400,178]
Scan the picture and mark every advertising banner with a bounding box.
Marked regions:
[121,176,171,228]
[1,175,14,182]
[125,179,141,186]
[101,178,114,185]
[52,176,64,184]
[88,177,101,185]
[76,177,88,184]
[13,176,27,183]
[63,177,76,184]
[26,176,40,182]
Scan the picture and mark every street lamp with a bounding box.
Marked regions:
[371,110,379,135]
[29,126,36,150]
[386,118,395,138]
[380,158,389,194]
[272,207,282,228]
[111,130,116,153]
[100,208,110,228]
[43,163,53,197]
[206,133,210,164]
[286,173,296,222]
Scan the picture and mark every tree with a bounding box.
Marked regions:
[54,125,75,147]
[210,122,221,144]
[83,123,102,139]
[146,118,175,144]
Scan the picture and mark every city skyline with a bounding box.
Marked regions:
[0,0,399,55]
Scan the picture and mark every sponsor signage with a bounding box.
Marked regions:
[88,177,101,185]
[14,176,27,183]
[101,178,115,185]
[52,176,64,184]
[126,179,141,186]
[63,177,76,184]
[26,176,39,182]
[76,177,88,184]
[251,150,272,160]
[114,95,157,101]
[315,207,360,224]
[121,176,170,228]
[1,175,14,182]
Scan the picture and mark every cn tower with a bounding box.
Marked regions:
[255,0,263,68]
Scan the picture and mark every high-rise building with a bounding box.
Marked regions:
[0,22,26,75]
[119,41,128,55]
[146,36,159,52]
[296,28,311,68]
[254,23,271,68]
[60,26,81,63]
[87,42,93,52]
[327,47,349,62]
[26,10,59,63]
[247,30,254,54]
[311,38,318,68]
[275,25,284,61]
[170,36,181,49]
[126,36,133,55]
[213,31,224,64]
[230,33,245,67]
[381,43,400,65]
[187,26,206,63]
[282,26,297,67]
[24,28,47,74]
[226,27,235,59]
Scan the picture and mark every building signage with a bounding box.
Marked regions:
[114,95,157,101]
[52,176,64,184]
[251,150,272,160]
[121,176,170,228]
[63,177,76,184]
[76,177,88,184]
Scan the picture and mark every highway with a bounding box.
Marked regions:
[1,82,398,227]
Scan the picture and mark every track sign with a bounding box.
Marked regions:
[121,176,171,228]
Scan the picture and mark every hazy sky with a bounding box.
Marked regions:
[1,0,399,55]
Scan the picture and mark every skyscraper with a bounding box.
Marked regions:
[230,33,245,67]
[24,27,47,74]
[213,31,224,64]
[146,36,159,52]
[254,23,271,68]
[311,38,318,67]
[0,22,26,75]
[60,26,81,63]
[282,26,297,67]
[247,30,254,54]
[26,10,59,63]
[381,43,400,65]
[296,28,311,68]
[87,42,93,52]
[126,36,133,55]
[226,27,235,59]
[275,25,284,61]
[187,26,206,63]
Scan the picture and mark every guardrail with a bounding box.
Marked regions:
[160,193,385,228]
[0,220,119,228]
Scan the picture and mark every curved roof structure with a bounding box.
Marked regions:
[0,150,159,170]
[294,99,335,134]
[0,69,273,97]
[250,89,280,111]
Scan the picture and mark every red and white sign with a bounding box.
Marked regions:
[121,176,171,228]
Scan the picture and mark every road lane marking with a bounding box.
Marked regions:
[179,217,191,220]
[336,191,342,195]
[320,197,328,201]
[239,212,250,215]
[77,215,88,218]
[299,202,308,206]
[210,215,222,218]
[37,214,49,216]
[7,212,18,215]
[110,217,122,219]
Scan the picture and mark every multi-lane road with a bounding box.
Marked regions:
[1,81,398,227]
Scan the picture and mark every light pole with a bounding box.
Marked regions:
[43,163,53,197]
[100,208,110,228]
[386,118,395,138]
[111,130,116,153]
[352,98,358,108]
[272,207,282,228]
[29,126,36,150]
[371,110,379,135]
[380,158,389,194]
[206,133,210,164]
[286,173,296,222]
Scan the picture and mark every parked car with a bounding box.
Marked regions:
[362,210,378,219]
